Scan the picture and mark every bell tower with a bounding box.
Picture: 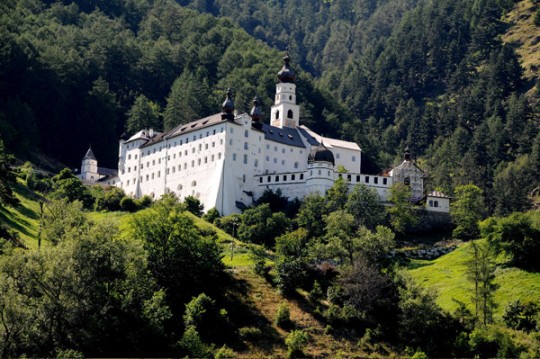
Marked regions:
[270,52,300,128]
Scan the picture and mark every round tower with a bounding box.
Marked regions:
[81,145,98,181]
[306,142,335,194]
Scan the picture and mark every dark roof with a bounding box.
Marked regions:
[83,147,97,161]
[140,113,237,148]
[308,142,335,165]
[296,127,320,146]
[262,124,305,148]
[98,167,118,176]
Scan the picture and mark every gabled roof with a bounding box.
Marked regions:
[298,125,361,151]
[427,190,451,199]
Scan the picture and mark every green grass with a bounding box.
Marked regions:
[0,179,43,249]
[408,239,540,320]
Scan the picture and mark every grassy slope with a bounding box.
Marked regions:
[502,0,540,87]
[408,239,540,321]
[0,179,43,249]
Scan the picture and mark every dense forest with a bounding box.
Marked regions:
[1,0,539,216]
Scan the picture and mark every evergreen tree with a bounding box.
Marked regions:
[126,95,162,135]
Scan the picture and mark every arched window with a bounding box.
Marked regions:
[275,111,279,119]
[287,109,293,119]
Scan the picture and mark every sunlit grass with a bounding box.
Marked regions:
[408,239,540,320]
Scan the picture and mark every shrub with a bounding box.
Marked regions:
[238,326,262,341]
[120,196,138,212]
[214,345,235,359]
[535,8,540,27]
[136,195,153,208]
[202,207,220,223]
[285,330,309,358]
[503,300,538,332]
[308,280,323,304]
[184,195,204,216]
[179,325,212,358]
[275,302,292,329]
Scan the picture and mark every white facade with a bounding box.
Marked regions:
[83,55,448,215]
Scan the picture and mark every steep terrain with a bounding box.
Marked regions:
[502,0,540,87]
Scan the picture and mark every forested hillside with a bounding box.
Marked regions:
[0,0,348,168]
[179,0,540,215]
[1,0,539,214]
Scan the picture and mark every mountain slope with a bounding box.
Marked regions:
[502,0,540,88]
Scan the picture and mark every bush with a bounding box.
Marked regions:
[238,326,262,341]
[503,300,538,332]
[136,195,153,209]
[120,196,138,212]
[214,345,235,359]
[275,302,292,329]
[185,195,204,216]
[179,326,213,358]
[202,207,220,223]
[285,330,309,358]
[308,280,323,304]
[535,8,540,27]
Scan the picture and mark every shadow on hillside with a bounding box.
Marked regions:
[0,206,35,238]
[217,270,283,355]
[406,260,435,270]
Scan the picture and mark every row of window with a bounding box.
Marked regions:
[259,173,305,183]
[338,173,388,185]
[125,153,224,179]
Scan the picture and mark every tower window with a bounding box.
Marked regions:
[287,110,293,119]
[275,111,279,119]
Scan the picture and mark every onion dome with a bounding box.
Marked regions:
[404,147,412,161]
[222,88,234,114]
[250,96,263,130]
[277,52,295,83]
[83,145,96,161]
[308,142,335,166]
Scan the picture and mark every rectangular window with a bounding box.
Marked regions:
[283,175,287,181]
[158,171,160,178]
[347,174,351,182]
[275,176,279,182]
[191,160,195,167]
[352,156,356,162]
[211,154,215,161]
[365,176,369,183]
[233,153,237,161]
[259,177,263,183]
[300,174,304,180]
[356,175,360,182]
[198,158,201,165]
[268,176,271,182]
[292,174,295,180]
[374,177,379,184]
[383,178,387,185]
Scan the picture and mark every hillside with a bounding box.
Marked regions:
[503,0,540,87]
[408,239,540,321]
